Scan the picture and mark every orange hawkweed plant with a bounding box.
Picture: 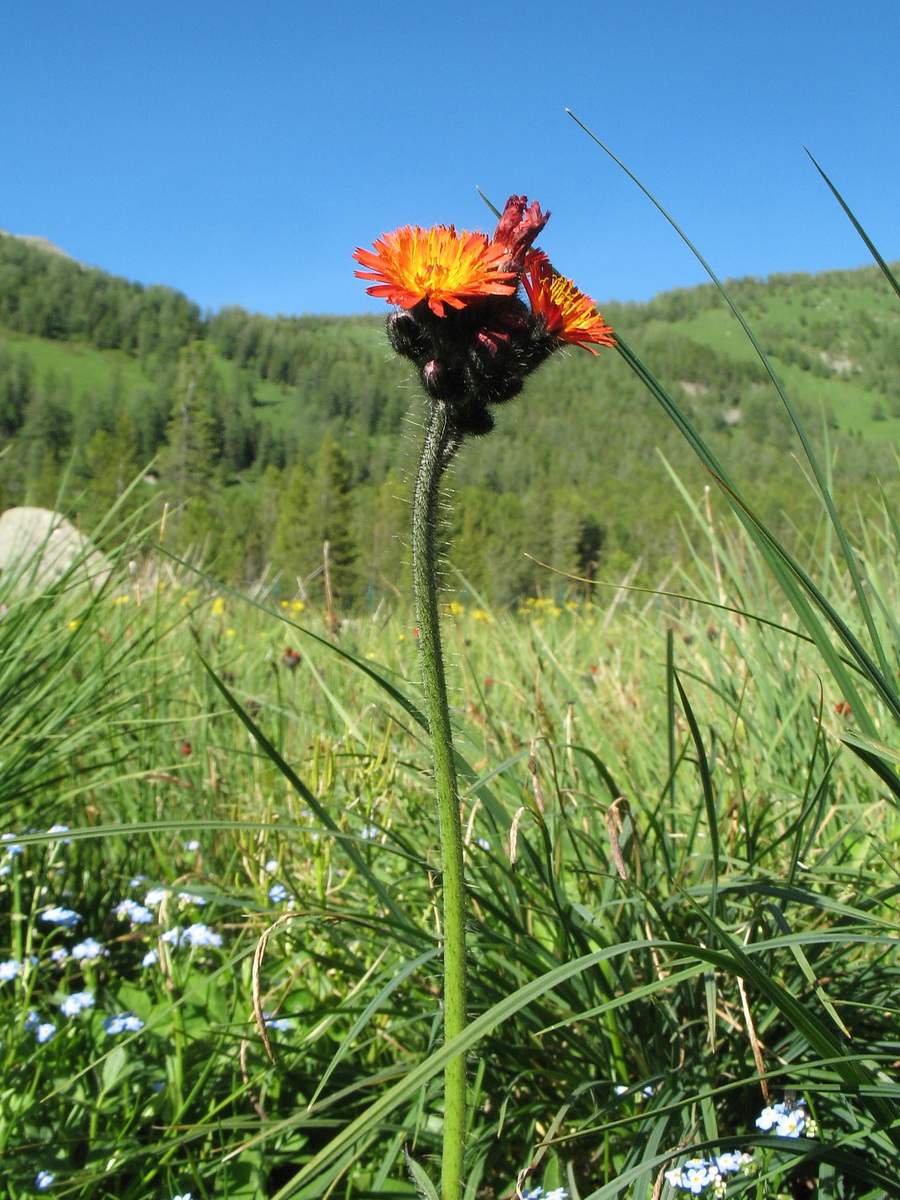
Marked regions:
[353,197,614,1199]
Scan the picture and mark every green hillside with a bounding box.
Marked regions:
[1,229,898,606]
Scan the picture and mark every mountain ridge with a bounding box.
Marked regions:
[1,231,899,603]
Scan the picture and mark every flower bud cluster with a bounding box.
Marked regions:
[383,196,556,436]
[354,195,615,437]
[386,294,558,436]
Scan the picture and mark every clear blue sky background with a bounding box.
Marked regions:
[1,2,897,318]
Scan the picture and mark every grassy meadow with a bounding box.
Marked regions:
[2,479,899,1199]
[4,150,900,1200]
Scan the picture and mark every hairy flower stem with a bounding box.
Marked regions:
[412,399,466,1200]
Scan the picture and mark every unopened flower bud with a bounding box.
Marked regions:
[422,359,466,403]
[387,311,430,364]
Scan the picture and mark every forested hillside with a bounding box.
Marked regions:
[2,230,899,606]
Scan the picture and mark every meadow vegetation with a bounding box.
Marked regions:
[3,173,900,1199]
[3,231,900,605]
[1,485,898,1197]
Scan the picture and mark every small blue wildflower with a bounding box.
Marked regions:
[263,1012,292,1032]
[142,948,159,967]
[756,1100,812,1138]
[160,927,183,945]
[178,891,206,906]
[475,837,490,849]
[264,859,278,873]
[360,825,379,839]
[36,1022,57,1044]
[115,898,154,924]
[47,824,71,843]
[1,832,23,855]
[103,1012,144,1035]
[0,958,23,982]
[678,1159,715,1194]
[60,991,94,1016]
[183,839,200,851]
[41,906,81,927]
[183,923,222,948]
[71,938,106,961]
[50,947,69,965]
[268,883,288,903]
[36,1170,54,1190]
[0,863,11,877]
[714,1151,752,1175]
[664,1166,686,1190]
[129,874,147,888]
[172,1193,193,1200]
[144,887,167,907]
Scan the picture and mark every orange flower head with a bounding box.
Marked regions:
[522,251,616,354]
[353,224,517,318]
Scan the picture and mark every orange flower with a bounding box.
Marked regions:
[522,251,615,354]
[353,225,517,317]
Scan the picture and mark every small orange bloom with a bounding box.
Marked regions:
[522,251,616,354]
[353,225,517,317]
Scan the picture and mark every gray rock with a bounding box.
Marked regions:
[0,508,110,591]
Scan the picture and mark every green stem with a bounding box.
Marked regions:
[412,399,466,1200]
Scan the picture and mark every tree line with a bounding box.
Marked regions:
[1,231,898,609]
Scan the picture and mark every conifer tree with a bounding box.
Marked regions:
[271,454,309,583]
[272,437,359,606]
[75,411,143,531]
[161,342,220,504]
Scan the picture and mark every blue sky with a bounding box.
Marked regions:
[1,2,897,318]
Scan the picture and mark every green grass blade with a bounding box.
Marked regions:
[806,147,900,302]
